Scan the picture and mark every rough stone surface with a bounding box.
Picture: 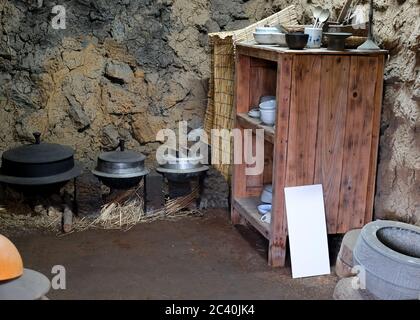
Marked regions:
[0,0,419,218]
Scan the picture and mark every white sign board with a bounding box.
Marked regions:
[284,184,330,278]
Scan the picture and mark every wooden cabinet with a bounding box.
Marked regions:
[231,43,387,267]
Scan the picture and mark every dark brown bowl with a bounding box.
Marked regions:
[285,33,309,50]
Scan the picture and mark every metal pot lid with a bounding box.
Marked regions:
[2,132,74,164]
[156,165,209,175]
[93,139,147,179]
[98,140,145,164]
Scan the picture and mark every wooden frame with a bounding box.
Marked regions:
[231,43,386,267]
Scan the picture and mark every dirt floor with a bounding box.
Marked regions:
[7,209,338,300]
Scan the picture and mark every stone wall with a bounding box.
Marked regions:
[0,0,418,220]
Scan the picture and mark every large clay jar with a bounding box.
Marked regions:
[0,234,23,281]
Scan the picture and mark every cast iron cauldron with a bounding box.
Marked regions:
[0,132,82,193]
[92,139,149,190]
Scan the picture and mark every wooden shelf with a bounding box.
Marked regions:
[233,197,270,239]
[236,113,275,143]
[237,41,389,62]
[232,44,386,267]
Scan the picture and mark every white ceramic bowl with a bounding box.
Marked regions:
[271,33,287,46]
[253,33,274,45]
[259,100,276,110]
[257,204,272,215]
[260,96,276,103]
[260,108,276,126]
[260,184,273,203]
[255,27,280,33]
[248,108,260,118]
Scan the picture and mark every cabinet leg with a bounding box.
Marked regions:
[231,207,241,225]
[268,235,287,267]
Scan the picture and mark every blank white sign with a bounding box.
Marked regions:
[284,184,330,278]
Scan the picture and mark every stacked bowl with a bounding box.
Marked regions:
[259,97,276,126]
[253,27,287,46]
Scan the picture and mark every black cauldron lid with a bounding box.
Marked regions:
[2,132,74,164]
[98,140,145,163]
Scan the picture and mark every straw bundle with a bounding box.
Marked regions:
[0,186,202,234]
[72,185,201,232]
[204,6,299,181]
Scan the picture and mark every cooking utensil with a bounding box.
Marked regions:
[324,32,352,51]
[304,27,323,48]
[312,6,322,28]
[92,139,148,189]
[0,132,82,188]
[255,26,280,33]
[357,0,380,50]
[285,33,309,50]
[253,26,286,45]
[156,150,209,175]
[316,9,330,28]
[253,33,274,45]
[271,32,287,46]
[156,150,209,199]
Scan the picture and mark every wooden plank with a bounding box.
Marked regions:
[314,56,350,234]
[285,55,322,187]
[364,55,385,225]
[232,54,250,224]
[237,45,278,62]
[237,42,388,57]
[236,113,275,143]
[268,54,293,267]
[263,141,274,185]
[250,58,277,68]
[234,197,270,239]
[337,56,379,233]
[246,131,264,192]
[249,63,277,107]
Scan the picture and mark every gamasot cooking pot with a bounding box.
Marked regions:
[92,139,149,189]
[156,152,209,176]
[0,132,82,188]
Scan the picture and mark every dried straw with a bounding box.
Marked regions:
[0,186,202,234]
[71,186,201,233]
